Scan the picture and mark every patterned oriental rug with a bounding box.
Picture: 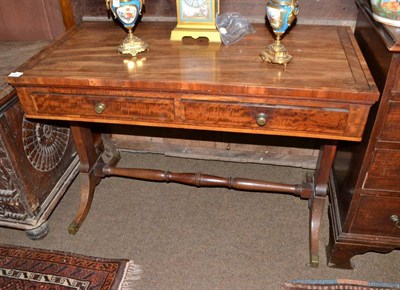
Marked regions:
[0,243,142,289]
[283,279,400,290]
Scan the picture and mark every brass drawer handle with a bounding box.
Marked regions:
[390,215,400,228]
[95,103,106,114]
[256,113,267,127]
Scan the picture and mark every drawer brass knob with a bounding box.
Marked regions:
[390,215,400,228]
[256,113,267,127]
[95,103,106,114]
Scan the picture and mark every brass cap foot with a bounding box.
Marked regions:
[68,222,79,235]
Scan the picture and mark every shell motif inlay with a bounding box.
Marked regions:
[22,118,70,172]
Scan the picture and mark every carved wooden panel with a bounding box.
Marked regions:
[0,95,77,228]
[4,102,76,208]
[0,136,28,222]
[22,117,71,172]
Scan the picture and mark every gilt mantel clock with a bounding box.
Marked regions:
[170,0,221,42]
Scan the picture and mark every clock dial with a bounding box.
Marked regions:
[183,0,207,8]
[170,0,221,43]
[181,0,211,21]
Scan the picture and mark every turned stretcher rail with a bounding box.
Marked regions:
[99,165,305,196]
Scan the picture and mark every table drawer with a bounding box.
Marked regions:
[182,100,348,135]
[363,149,400,192]
[380,101,400,142]
[351,195,400,237]
[31,92,175,122]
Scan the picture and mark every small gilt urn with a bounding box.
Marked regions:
[105,0,149,56]
[260,0,299,67]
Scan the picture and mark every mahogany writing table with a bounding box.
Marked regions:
[8,21,378,267]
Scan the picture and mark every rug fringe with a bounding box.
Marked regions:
[119,260,142,290]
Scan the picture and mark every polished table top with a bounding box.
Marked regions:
[9,21,379,141]
[10,21,377,97]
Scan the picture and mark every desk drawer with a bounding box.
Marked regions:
[23,90,366,140]
[380,101,400,142]
[182,100,348,135]
[351,195,400,237]
[31,92,175,122]
[363,149,400,192]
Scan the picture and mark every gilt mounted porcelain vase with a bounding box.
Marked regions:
[105,0,149,56]
[260,0,299,67]
[370,0,400,27]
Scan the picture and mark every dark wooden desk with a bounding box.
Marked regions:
[328,0,400,269]
[8,21,378,267]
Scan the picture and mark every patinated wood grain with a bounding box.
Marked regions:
[13,23,375,99]
[9,22,378,141]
